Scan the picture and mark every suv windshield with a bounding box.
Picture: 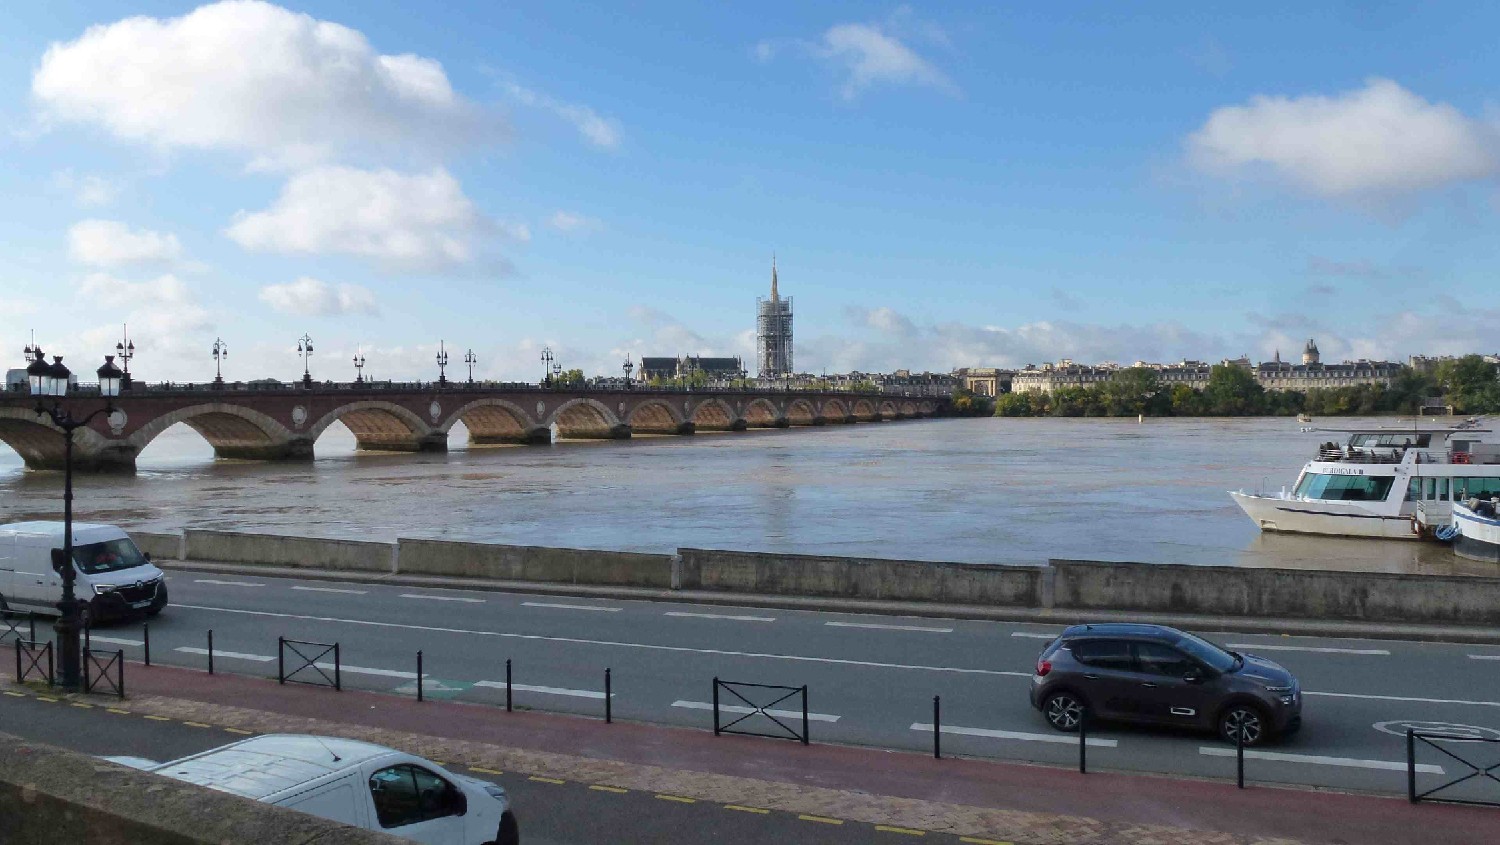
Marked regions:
[1174,632,1238,673]
[71,539,150,575]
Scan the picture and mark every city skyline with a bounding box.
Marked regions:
[3,3,1499,384]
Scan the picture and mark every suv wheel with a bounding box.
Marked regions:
[1042,691,1086,732]
[1219,704,1268,747]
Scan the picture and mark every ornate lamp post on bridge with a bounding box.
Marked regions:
[211,338,228,387]
[552,362,562,386]
[622,355,633,389]
[436,341,450,387]
[540,347,554,387]
[115,325,135,390]
[297,334,314,388]
[464,349,477,385]
[353,351,367,384]
[25,350,124,691]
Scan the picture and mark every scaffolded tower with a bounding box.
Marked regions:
[756,257,793,378]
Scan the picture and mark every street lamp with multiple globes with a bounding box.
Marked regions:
[297,334,314,387]
[353,351,367,383]
[26,350,124,691]
[211,338,228,387]
[436,341,450,387]
[622,354,634,388]
[115,325,135,390]
[540,347,554,386]
[464,349,477,384]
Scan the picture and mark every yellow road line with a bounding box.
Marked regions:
[589,785,628,794]
[960,838,1014,845]
[183,722,212,728]
[36,697,58,703]
[144,715,170,721]
[725,805,770,814]
[106,708,130,715]
[469,766,504,775]
[224,728,253,735]
[70,703,93,709]
[528,776,565,785]
[799,815,844,825]
[2,691,24,697]
[875,825,927,836]
[655,795,696,803]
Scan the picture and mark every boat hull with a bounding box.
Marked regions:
[1230,492,1418,540]
[1454,505,1500,562]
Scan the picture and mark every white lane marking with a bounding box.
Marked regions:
[1199,746,1442,774]
[911,723,1117,748]
[173,604,1024,676]
[1227,644,1390,655]
[665,611,776,622]
[292,586,369,595]
[1304,690,1500,708]
[673,700,840,723]
[175,647,274,663]
[474,681,609,700]
[522,601,620,613]
[87,636,144,647]
[1010,632,1058,639]
[193,579,264,587]
[825,621,952,633]
[400,594,484,603]
[1468,654,1500,661]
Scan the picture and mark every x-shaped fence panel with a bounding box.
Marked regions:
[0,612,36,645]
[711,677,810,745]
[14,639,53,686]
[278,637,342,690]
[84,648,125,698]
[1409,730,1500,807]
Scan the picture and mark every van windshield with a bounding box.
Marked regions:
[72,539,149,575]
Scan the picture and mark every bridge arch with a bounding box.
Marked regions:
[626,399,688,435]
[0,407,115,471]
[900,401,919,417]
[851,399,879,421]
[548,398,628,440]
[128,403,295,462]
[878,400,899,419]
[743,398,782,428]
[308,401,443,453]
[688,398,742,431]
[819,398,851,423]
[443,398,546,446]
[919,401,935,416]
[786,398,819,426]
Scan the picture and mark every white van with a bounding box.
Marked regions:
[0,521,167,624]
[110,734,519,845]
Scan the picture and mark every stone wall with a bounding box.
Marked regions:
[0,732,402,845]
[184,530,396,573]
[397,538,673,588]
[128,530,183,561]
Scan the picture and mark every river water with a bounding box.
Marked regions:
[0,417,1485,575]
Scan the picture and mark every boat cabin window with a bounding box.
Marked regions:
[1348,433,1431,449]
[1454,477,1500,498]
[1294,473,1396,501]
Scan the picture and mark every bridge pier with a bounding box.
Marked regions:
[470,427,552,447]
[215,437,315,462]
[556,424,632,441]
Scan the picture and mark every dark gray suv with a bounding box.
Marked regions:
[1028,623,1302,746]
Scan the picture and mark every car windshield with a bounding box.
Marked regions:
[1174,632,1238,673]
[71,539,149,575]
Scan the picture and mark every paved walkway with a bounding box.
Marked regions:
[29,663,1496,845]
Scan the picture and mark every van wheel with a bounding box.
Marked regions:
[1042,691,1087,732]
[1219,704,1268,747]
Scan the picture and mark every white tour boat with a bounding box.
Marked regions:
[1230,421,1500,540]
[1450,498,1500,562]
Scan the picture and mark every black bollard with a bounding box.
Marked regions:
[417,651,424,702]
[143,623,151,666]
[208,630,215,675]
[1079,709,1087,774]
[933,696,942,759]
[1236,720,1245,789]
[605,668,612,724]
[505,659,512,712]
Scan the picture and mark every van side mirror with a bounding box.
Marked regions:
[143,552,152,563]
[50,548,68,575]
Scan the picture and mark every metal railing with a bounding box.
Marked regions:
[84,648,125,698]
[278,637,341,690]
[1408,729,1500,807]
[0,611,36,645]
[711,677,809,745]
[14,639,53,686]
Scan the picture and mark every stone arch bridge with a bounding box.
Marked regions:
[0,385,943,472]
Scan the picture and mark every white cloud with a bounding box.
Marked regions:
[75,273,213,364]
[32,0,484,168]
[500,80,621,149]
[1187,78,1498,199]
[52,170,120,207]
[259,277,378,316]
[68,219,183,267]
[226,166,496,271]
[547,211,600,233]
[815,21,956,100]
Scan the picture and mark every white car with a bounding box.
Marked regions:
[108,734,518,845]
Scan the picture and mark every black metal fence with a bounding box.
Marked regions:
[711,677,809,745]
[278,637,341,690]
[14,639,53,686]
[84,648,125,698]
[0,611,37,645]
[1408,729,1500,807]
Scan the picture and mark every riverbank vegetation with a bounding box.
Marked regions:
[993,356,1500,418]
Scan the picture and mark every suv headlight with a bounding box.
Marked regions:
[93,584,117,595]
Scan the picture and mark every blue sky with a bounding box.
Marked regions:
[2,1,1497,383]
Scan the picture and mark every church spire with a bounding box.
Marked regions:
[770,254,779,302]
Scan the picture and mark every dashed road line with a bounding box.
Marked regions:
[194,579,265,587]
[1198,746,1442,773]
[825,621,952,633]
[88,635,145,647]
[589,785,629,794]
[911,722,1119,748]
[1303,690,1500,708]
[2,691,24,698]
[400,594,484,603]
[36,697,57,703]
[522,601,621,613]
[70,702,93,709]
[655,795,696,803]
[664,611,776,622]
[224,728,253,735]
[799,815,844,825]
[183,721,212,728]
[672,700,841,723]
[144,715,170,721]
[876,824,926,836]
[469,766,504,775]
[1468,654,1500,661]
[106,708,130,714]
[474,681,609,700]
[725,805,770,814]
[1226,644,1389,655]
[292,586,369,595]
[961,838,1014,845]
[527,776,565,785]
[1009,632,1057,639]
[175,647,275,663]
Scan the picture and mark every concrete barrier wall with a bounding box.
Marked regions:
[397,538,673,588]
[1050,559,1500,625]
[129,530,183,561]
[185,530,395,573]
[678,548,1043,605]
[0,732,402,845]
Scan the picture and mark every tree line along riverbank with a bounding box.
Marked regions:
[966,355,1500,418]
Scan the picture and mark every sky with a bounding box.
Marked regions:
[2,1,1499,384]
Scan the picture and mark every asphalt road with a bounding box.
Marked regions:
[32,569,1500,799]
[0,691,894,845]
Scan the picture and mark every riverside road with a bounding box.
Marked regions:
[62,570,1500,799]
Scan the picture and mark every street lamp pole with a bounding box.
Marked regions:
[297,334,314,388]
[211,338,228,387]
[353,351,366,384]
[622,355,633,389]
[27,351,124,691]
[540,347,554,387]
[436,341,449,387]
[464,349,477,384]
[115,325,135,390]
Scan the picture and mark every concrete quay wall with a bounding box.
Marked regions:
[184,530,397,573]
[397,538,673,588]
[0,732,402,845]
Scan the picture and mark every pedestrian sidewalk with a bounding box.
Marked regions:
[49,663,1500,845]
